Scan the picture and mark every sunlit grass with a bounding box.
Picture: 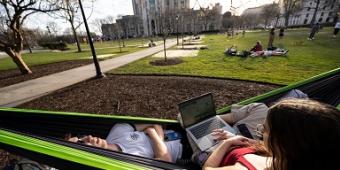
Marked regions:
[0,42,142,71]
[110,27,340,85]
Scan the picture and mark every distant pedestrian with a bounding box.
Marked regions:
[242,29,246,37]
[268,28,275,49]
[308,23,320,40]
[279,28,285,39]
[333,21,340,38]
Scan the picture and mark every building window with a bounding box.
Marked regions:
[307,7,311,11]
[306,14,309,17]
[181,0,185,7]
[321,12,324,16]
[323,6,326,10]
[326,17,330,22]
[318,18,323,22]
[174,0,178,8]
[309,2,312,5]
[304,19,308,24]
[166,0,169,6]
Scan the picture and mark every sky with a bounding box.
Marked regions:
[26,0,275,34]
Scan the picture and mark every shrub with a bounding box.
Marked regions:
[38,41,68,51]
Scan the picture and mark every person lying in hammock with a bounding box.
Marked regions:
[67,123,182,163]
[178,89,308,166]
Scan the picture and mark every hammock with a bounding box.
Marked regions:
[0,67,339,170]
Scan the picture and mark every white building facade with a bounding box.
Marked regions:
[274,0,339,27]
[132,0,190,36]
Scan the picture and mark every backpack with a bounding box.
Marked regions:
[226,46,237,56]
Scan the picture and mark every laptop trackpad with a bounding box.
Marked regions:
[198,134,218,151]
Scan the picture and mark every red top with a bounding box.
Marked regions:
[220,147,257,170]
[251,44,263,52]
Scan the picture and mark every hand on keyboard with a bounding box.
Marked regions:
[211,129,235,141]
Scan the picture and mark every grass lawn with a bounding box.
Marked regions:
[67,37,155,51]
[0,41,144,71]
[110,27,340,85]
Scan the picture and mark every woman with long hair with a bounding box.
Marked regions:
[203,99,340,170]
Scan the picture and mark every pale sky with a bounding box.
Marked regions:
[26,0,275,34]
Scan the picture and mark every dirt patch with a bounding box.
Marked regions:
[150,58,183,66]
[19,75,280,119]
[0,60,93,88]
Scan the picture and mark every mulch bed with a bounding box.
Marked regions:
[19,75,280,119]
[150,58,183,66]
[0,60,93,88]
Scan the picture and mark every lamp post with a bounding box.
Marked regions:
[78,0,104,78]
[176,15,179,45]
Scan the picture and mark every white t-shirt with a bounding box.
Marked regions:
[106,123,182,162]
[335,22,340,29]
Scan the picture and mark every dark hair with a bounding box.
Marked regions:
[266,99,340,170]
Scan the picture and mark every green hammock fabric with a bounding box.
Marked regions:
[0,67,339,170]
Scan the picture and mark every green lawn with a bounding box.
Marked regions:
[67,37,155,51]
[0,41,143,71]
[110,27,340,85]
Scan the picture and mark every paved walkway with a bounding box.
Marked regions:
[0,39,178,107]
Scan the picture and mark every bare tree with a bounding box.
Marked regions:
[91,18,105,35]
[0,0,59,74]
[55,0,94,52]
[113,23,123,53]
[157,9,172,61]
[261,3,280,28]
[47,21,59,35]
[91,16,114,36]
[309,0,334,26]
[282,0,302,27]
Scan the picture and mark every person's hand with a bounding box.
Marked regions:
[211,129,235,141]
[144,127,157,135]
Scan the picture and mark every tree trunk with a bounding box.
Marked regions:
[163,38,167,61]
[275,16,279,28]
[310,0,321,27]
[118,38,122,53]
[7,49,32,74]
[284,12,290,27]
[70,22,82,52]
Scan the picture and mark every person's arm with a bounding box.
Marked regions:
[80,135,121,151]
[219,114,235,124]
[135,124,164,140]
[203,136,250,169]
[144,127,172,162]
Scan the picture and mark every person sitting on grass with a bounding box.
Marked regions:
[250,41,288,57]
[67,123,182,163]
[203,99,340,170]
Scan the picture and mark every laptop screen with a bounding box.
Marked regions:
[178,93,217,128]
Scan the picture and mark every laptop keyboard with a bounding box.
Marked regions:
[191,118,225,139]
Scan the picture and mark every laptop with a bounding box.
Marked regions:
[178,93,236,151]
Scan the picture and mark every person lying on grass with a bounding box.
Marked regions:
[250,41,288,57]
[67,123,182,163]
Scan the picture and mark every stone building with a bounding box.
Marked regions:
[132,0,222,36]
[116,15,144,38]
[101,15,144,39]
[132,0,190,36]
[274,0,339,27]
